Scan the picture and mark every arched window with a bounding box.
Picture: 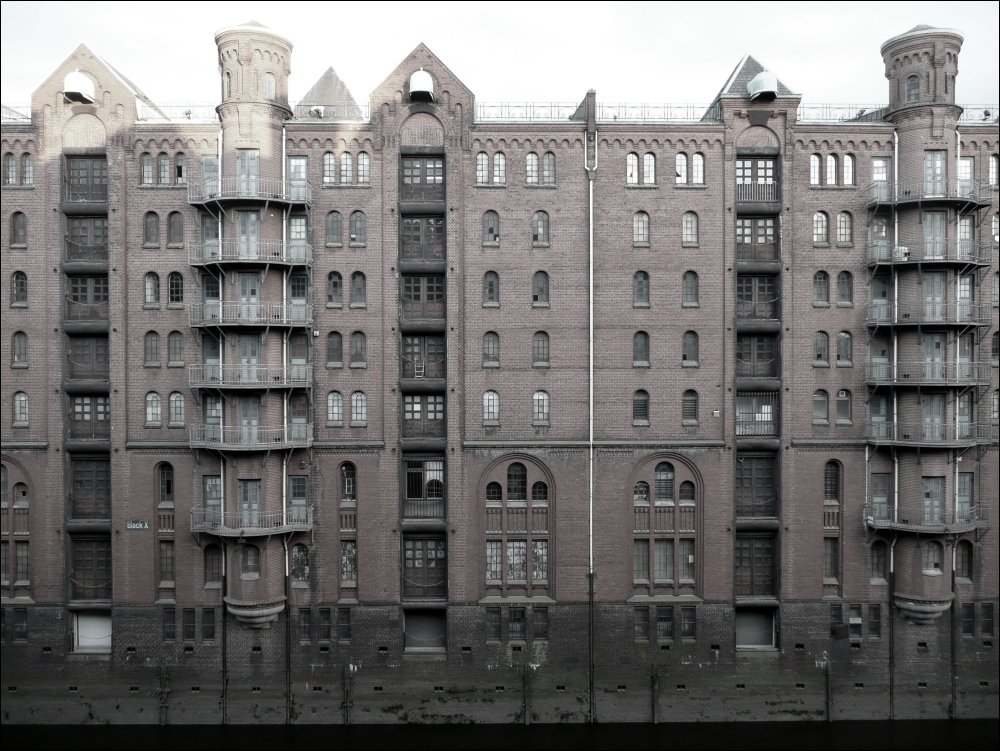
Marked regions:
[357,152,370,184]
[955,540,973,580]
[922,541,943,573]
[168,272,183,303]
[483,271,499,304]
[533,271,549,304]
[843,155,855,185]
[13,391,28,424]
[204,545,222,584]
[12,331,27,364]
[813,390,829,421]
[145,331,160,364]
[11,271,27,303]
[682,212,699,244]
[493,152,506,184]
[837,212,853,244]
[144,212,159,245]
[349,211,366,244]
[679,481,695,505]
[826,154,837,185]
[836,389,852,422]
[291,544,309,581]
[146,392,161,423]
[327,272,343,305]
[350,391,367,422]
[634,271,650,306]
[145,272,160,304]
[633,211,649,245]
[837,271,853,303]
[533,390,550,423]
[675,153,688,184]
[692,153,705,184]
[169,392,185,424]
[21,153,32,185]
[526,152,539,183]
[906,75,920,102]
[813,212,829,243]
[341,463,357,503]
[507,463,527,501]
[654,462,674,504]
[813,271,829,303]
[483,390,500,422]
[350,332,366,365]
[682,331,699,365]
[166,212,184,245]
[634,481,650,505]
[327,332,342,365]
[476,152,489,183]
[327,391,343,422]
[159,463,174,506]
[10,212,27,245]
[532,211,549,244]
[542,152,556,184]
[823,461,840,501]
[633,331,650,365]
[633,390,649,422]
[643,153,656,184]
[626,153,639,184]
[140,152,153,184]
[351,271,367,305]
[682,271,699,305]
[837,331,852,363]
[340,152,353,183]
[158,153,170,184]
[326,211,342,245]
[814,331,829,363]
[483,211,500,243]
[486,481,503,503]
[323,152,336,184]
[532,481,548,504]
[809,154,821,185]
[168,331,183,363]
[242,545,261,576]
[3,153,13,184]
[682,390,698,424]
[533,331,550,364]
[224,72,232,99]
[483,332,500,365]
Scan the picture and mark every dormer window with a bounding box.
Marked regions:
[409,69,434,102]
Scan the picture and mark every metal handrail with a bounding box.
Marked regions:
[188,177,312,205]
[865,361,992,384]
[863,503,990,529]
[65,240,108,262]
[188,364,313,388]
[866,179,991,204]
[735,182,779,202]
[65,299,109,321]
[189,240,312,265]
[864,301,992,326]
[190,506,313,533]
[867,421,994,444]
[866,239,993,265]
[189,301,313,327]
[189,424,313,449]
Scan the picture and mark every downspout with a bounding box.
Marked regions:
[283,532,291,725]
[220,459,228,725]
[949,537,958,719]
[888,534,897,719]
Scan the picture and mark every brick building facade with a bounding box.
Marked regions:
[1,22,997,723]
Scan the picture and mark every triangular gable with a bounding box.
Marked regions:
[370,42,475,107]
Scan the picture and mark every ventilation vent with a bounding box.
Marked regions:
[747,71,779,102]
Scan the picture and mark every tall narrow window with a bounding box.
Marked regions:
[634,271,650,306]
[682,212,698,245]
[542,152,555,184]
[327,331,343,365]
[476,152,489,183]
[532,211,549,244]
[809,154,821,185]
[145,272,160,304]
[813,390,829,422]
[633,331,650,365]
[13,392,28,424]
[146,392,161,423]
[145,331,160,364]
[483,332,500,365]
[906,75,919,102]
[526,152,539,184]
[140,153,153,184]
[814,271,829,304]
[633,390,649,422]
[837,212,852,244]
[10,213,26,246]
[168,272,183,304]
[813,212,829,243]
[12,331,27,365]
[843,155,855,185]
[144,212,159,245]
[823,461,840,502]
[533,391,550,423]
[682,331,698,365]
[532,271,549,305]
[483,390,499,422]
[340,152,353,184]
[350,392,367,423]
[483,211,500,243]
[327,391,343,423]
[814,332,829,364]
[633,211,649,245]
[158,153,170,184]
[837,271,853,304]
[682,390,699,424]
[483,271,499,304]
[349,211,366,244]
[351,271,366,306]
[11,271,27,304]
[836,390,852,422]
[168,213,184,245]
[643,153,655,184]
[327,272,343,305]
[3,153,14,184]
[626,153,639,184]
[691,153,705,184]
[493,153,506,184]
[341,463,357,503]
[533,331,550,364]
[826,154,837,185]
[326,211,342,245]
[682,271,699,305]
[357,152,370,184]
[350,332,366,365]
[675,153,688,184]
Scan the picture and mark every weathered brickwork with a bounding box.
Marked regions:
[1,22,997,724]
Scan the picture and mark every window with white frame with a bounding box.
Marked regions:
[350,391,367,424]
[692,153,705,184]
[168,392,185,424]
[13,391,28,425]
[533,391,550,423]
[526,152,538,184]
[837,212,852,244]
[327,391,343,423]
[813,212,829,244]
[493,152,506,184]
[483,332,500,365]
[633,211,649,245]
[542,152,555,184]
[146,392,161,424]
[483,390,500,423]
[634,271,649,306]
[682,212,698,245]
[675,153,688,184]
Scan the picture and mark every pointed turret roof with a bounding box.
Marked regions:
[294,67,362,121]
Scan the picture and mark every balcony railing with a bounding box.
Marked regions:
[735,392,778,436]
[70,577,112,600]
[65,299,109,322]
[736,298,779,320]
[188,178,312,206]
[399,183,445,203]
[867,240,993,265]
[735,496,778,518]
[735,243,780,262]
[188,364,313,389]
[402,498,445,519]
[68,419,111,439]
[401,358,446,379]
[867,421,995,445]
[190,506,313,535]
[401,297,446,321]
[865,301,992,326]
[65,240,108,263]
[867,179,991,204]
[735,358,778,378]
[189,240,312,266]
[190,301,312,327]
[66,357,109,380]
[402,419,446,439]
[189,424,313,450]
[866,361,992,385]
[735,182,779,202]
[864,503,989,532]
[63,183,108,202]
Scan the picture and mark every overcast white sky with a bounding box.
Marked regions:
[2,1,997,107]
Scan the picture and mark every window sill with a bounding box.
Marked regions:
[350,421,367,428]
[633,302,650,309]
[167,361,184,368]
[633,242,651,249]
[143,304,161,311]
[532,421,550,427]
[142,244,160,250]
[532,302,549,309]
[813,419,830,427]
[326,243,343,249]
[482,419,499,426]
[525,183,558,189]
[625,184,658,189]
[166,303,184,310]
[836,243,854,249]
[533,362,550,368]
[682,419,699,427]
[11,363,28,369]
[922,569,944,577]
[813,243,831,249]
[144,363,162,368]
[145,422,162,428]
[240,573,261,581]
[835,419,853,427]
[166,243,184,250]
[3,186,34,191]
[682,361,699,368]
[532,242,550,249]
[324,183,370,189]
[10,302,27,309]
[168,422,185,429]
[682,302,699,308]
[349,363,367,369]
[475,183,506,189]
[869,578,887,586]
[159,581,175,590]
[326,421,343,428]
[836,302,853,308]
[482,361,499,368]
[348,243,367,249]
[10,243,27,249]
[813,301,830,308]
[823,577,840,586]
[681,242,699,249]
[633,362,649,368]
[813,361,830,368]
[482,241,500,248]
[632,420,650,427]
[327,362,343,369]
[340,581,357,589]
[482,301,500,308]
[291,581,309,589]
[349,303,367,309]
[204,582,222,590]
[836,361,853,368]
[12,422,29,429]
[675,183,707,190]
[326,303,343,309]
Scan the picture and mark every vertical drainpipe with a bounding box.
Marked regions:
[888,534,896,719]
[583,89,597,724]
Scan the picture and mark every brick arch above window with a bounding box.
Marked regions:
[478,453,557,505]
